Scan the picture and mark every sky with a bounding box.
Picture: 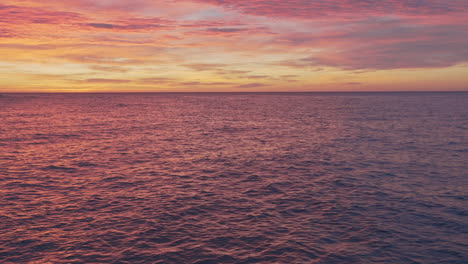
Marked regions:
[1,0,467,92]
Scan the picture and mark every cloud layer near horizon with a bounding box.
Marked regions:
[1,0,467,92]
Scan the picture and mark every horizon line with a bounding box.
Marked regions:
[2,90,468,94]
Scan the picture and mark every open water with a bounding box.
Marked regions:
[1,92,467,263]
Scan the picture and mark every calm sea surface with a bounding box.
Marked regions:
[1,93,467,263]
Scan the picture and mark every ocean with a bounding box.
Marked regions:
[1,92,467,263]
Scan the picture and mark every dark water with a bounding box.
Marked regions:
[1,92,467,264]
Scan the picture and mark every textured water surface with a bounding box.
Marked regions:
[1,93,467,263]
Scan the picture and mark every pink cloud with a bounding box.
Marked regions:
[196,0,467,19]
[236,83,269,89]
[83,78,131,83]
[0,4,84,25]
[274,17,468,70]
[79,17,173,31]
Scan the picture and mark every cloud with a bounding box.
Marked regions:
[181,81,232,86]
[218,69,250,75]
[275,18,468,70]
[181,20,242,28]
[85,23,115,29]
[0,43,63,50]
[0,4,84,25]
[245,75,270,79]
[83,78,131,83]
[182,63,226,71]
[89,65,130,72]
[236,82,268,88]
[309,41,468,70]
[197,0,468,19]
[61,54,155,66]
[138,77,176,84]
[81,22,165,31]
[206,27,247,33]
[0,29,16,38]
[80,18,172,31]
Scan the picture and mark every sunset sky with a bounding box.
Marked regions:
[1,0,467,92]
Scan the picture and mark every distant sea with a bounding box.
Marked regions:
[1,92,467,263]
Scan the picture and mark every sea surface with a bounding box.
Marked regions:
[1,92,467,264]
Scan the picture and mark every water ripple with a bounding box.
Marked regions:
[1,93,467,263]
